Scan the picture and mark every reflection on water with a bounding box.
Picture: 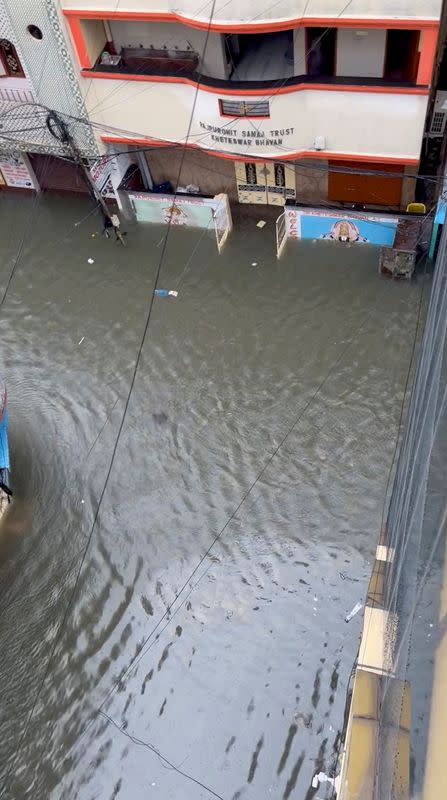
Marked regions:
[0,194,427,799]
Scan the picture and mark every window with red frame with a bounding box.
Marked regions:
[220,99,270,118]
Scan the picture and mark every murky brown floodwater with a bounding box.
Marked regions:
[0,193,428,799]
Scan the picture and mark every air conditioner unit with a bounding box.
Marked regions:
[429,91,447,135]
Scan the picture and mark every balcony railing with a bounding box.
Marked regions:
[86,54,424,92]
[98,47,199,78]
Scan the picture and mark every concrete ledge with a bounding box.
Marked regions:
[338,671,410,800]
[338,541,409,800]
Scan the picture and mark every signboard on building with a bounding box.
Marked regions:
[0,153,38,190]
[90,156,115,198]
[199,121,296,154]
[284,208,398,246]
[90,152,134,200]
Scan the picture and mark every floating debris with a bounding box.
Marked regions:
[345,602,363,623]
[312,771,335,789]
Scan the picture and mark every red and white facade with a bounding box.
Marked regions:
[59,0,443,207]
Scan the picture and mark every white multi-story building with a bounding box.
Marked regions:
[5,1,444,207]
[0,0,97,190]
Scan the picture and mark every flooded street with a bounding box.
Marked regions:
[0,193,427,800]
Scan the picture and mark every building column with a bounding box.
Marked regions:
[417,26,439,86]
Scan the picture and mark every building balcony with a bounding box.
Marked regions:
[67,14,439,89]
[86,57,428,93]
[106,46,200,76]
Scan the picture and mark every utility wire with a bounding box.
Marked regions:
[99,711,225,800]
[84,0,223,117]
[0,3,219,793]
[0,9,77,311]
[377,241,447,633]
[180,0,358,143]
[378,257,432,538]
[84,0,308,120]
[83,0,355,145]
[2,100,443,189]
[0,152,56,312]
[62,115,442,185]
[52,208,436,777]
[56,266,395,766]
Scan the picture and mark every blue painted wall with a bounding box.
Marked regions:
[300,214,398,246]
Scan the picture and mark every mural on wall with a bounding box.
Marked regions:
[163,202,190,225]
[126,191,232,253]
[320,220,368,242]
[285,208,398,246]
[128,192,216,228]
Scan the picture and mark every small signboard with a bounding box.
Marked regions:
[90,153,134,200]
[0,153,38,189]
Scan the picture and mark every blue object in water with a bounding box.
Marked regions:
[0,410,10,470]
[155,289,169,297]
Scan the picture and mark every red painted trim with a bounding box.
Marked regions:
[219,112,271,118]
[82,69,430,96]
[100,134,420,165]
[66,16,91,69]
[417,25,439,84]
[62,9,439,33]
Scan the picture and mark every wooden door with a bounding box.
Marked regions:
[328,160,403,206]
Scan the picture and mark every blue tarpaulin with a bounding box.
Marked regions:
[434,199,446,226]
[0,411,10,469]
[429,199,447,260]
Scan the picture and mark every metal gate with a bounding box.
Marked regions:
[276,212,287,258]
[213,193,233,252]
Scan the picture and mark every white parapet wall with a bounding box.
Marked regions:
[125,190,232,250]
[277,206,399,257]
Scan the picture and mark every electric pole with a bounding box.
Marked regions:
[45,110,126,245]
